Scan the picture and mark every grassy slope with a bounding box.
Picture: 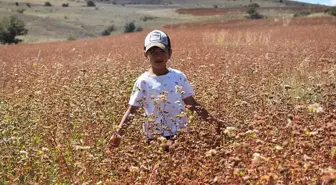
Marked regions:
[0,0,328,43]
[0,0,205,42]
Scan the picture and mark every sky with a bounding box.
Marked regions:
[294,0,336,6]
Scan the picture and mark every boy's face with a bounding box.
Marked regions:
[144,47,172,69]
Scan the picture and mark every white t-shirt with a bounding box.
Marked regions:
[129,68,194,138]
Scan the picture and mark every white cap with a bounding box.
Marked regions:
[144,30,170,52]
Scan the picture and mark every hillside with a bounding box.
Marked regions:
[0,0,330,43]
[98,0,326,7]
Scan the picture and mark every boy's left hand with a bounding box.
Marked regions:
[214,119,227,135]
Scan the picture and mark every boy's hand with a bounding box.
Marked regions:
[214,119,227,135]
[108,133,122,151]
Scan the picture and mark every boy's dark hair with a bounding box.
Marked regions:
[162,30,171,50]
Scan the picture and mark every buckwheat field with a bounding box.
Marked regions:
[0,17,335,184]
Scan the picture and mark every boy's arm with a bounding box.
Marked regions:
[108,105,139,150]
[116,105,139,136]
[183,96,226,133]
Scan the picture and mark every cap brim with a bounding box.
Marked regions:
[145,43,167,52]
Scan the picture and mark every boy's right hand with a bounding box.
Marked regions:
[108,133,122,151]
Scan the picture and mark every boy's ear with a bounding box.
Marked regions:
[168,49,172,59]
[144,51,149,59]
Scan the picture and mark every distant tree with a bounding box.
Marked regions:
[67,35,77,41]
[213,4,218,8]
[44,2,52,6]
[331,8,336,16]
[26,3,31,8]
[141,16,156,22]
[62,3,69,7]
[324,8,329,14]
[87,0,96,7]
[0,15,28,44]
[16,9,26,14]
[246,7,263,19]
[15,2,19,6]
[124,22,136,33]
[325,7,336,16]
[101,25,116,36]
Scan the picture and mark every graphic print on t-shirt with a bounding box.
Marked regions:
[129,68,194,138]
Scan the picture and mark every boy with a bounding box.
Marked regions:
[109,30,226,149]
